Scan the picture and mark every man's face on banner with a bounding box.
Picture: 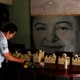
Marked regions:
[32,16,79,53]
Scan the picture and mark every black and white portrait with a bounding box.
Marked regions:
[30,15,80,54]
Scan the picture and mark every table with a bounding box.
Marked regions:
[19,63,80,80]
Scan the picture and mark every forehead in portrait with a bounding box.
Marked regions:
[31,15,80,54]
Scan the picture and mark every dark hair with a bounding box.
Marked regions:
[1,23,18,33]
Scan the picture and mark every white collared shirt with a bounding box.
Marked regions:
[0,31,9,68]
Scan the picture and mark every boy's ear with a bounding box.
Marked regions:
[7,31,11,34]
